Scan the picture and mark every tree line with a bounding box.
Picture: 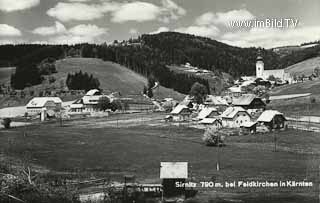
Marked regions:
[3,32,320,92]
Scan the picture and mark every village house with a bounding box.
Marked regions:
[70,89,113,113]
[26,97,62,115]
[232,94,266,110]
[170,105,192,121]
[257,110,287,130]
[220,106,251,128]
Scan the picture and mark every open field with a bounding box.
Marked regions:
[271,80,320,96]
[269,78,320,116]
[285,56,320,76]
[0,113,319,202]
[268,91,320,117]
[55,58,185,100]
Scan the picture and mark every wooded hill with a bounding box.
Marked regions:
[1,32,320,94]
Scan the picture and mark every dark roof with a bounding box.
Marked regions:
[232,94,263,106]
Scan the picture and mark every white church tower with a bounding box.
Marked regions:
[256,52,264,78]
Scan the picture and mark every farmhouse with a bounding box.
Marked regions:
[221,107,251,128]
[70,89,112,113]
[26,97,62,115]
[170,105,192,121]
[257,110,287,129]
[232,94,265,110]
[197,107,220,120]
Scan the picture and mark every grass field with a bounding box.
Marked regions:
[285,56,320,76]
[0,113,319,202]
[54,58,185,100]
[269,77,320,116]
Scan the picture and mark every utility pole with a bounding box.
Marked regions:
[273,119,277,152]
[60,111,63,127]
[216,133,220,171]
[274,130,277,152]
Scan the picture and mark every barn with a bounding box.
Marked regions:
[257,110,287,130]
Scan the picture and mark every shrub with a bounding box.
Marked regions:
[1,118,12,129]
[202,127,221,146]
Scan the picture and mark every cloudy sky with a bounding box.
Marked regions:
[0,0,319,48]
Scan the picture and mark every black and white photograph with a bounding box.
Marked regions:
[0,0,320,202]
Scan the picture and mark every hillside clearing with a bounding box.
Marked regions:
[54,58,185,100]
[285,56,320,76]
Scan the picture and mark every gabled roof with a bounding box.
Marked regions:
[85,89,101,96]
[26,97,62,108]
[197,107,218,119]
[257,110,286,122]
[221,106,249,119]
[170,105,191,114]
[232,94,263,106]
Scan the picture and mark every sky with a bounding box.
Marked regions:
[0,0,320,48]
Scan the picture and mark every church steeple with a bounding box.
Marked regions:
[257,49,263,61]
[256,49,264,78]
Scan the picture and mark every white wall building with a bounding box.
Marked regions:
[26,97,62,115]
[221,107,251,128]
[69,89,113,113]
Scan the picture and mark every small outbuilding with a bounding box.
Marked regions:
[257,110,287,130]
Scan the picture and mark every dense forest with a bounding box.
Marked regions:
[1,32,320,94]
[66,71,100,91]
